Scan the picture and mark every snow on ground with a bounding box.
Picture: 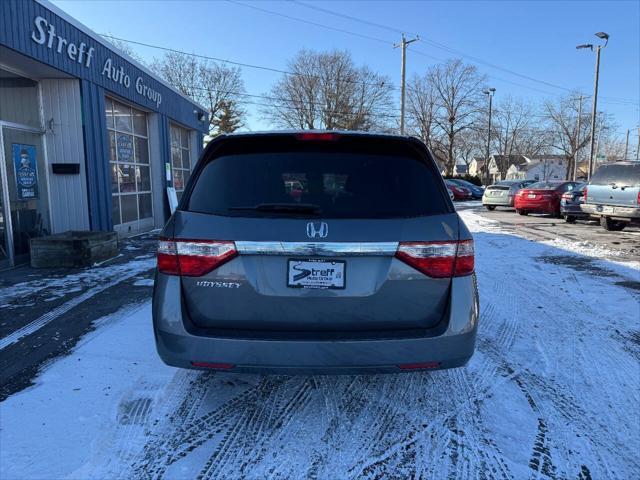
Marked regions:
[1,212,639,479]
[0,256,155,309]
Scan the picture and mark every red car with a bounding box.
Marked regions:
[444,180,472,200]
[514,181,581,217]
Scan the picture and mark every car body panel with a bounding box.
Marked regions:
[153,272,479,374]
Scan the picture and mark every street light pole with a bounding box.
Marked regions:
[573,95,583,180]
[624,128,630,161]
[483,88,496,185]
[577,32,609,180]
[395,33,419,135]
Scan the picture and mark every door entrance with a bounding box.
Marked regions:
[0,124,49,267]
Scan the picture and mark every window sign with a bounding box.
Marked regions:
[12,144,39,200]
[116,134,133,163]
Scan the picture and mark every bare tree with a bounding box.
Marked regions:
[543,93,613,179]
[492,96,550,156]
[455,127,485,173]
[406,73,438,148]
[261,49,394,131]
[150,52,246,135]
[428,60,486,175]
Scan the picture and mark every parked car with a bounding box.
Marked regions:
[560,183,588,223]
[447,178,484,199]
[153,131,479,374]
[581,162,640,231]
[515,181,581,217]
[482,180,535,210]
[444,179,473,200]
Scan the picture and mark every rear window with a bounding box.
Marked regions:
[186,152,448,218]
[528,181,562,190]
[590,164,640,186]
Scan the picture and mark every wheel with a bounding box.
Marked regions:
[554,209,563,219]
[600,216,626,231]
[564,215,576,224]
[517,209,528,216]
[485,205,496,211]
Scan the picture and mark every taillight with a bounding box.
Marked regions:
[395,240,474,278]
[561,193,571,199]
[583,186,588,202]
[157,238,237,276]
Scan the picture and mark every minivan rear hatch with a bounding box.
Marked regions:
[168,133,461,334]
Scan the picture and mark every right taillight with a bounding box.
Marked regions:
[157,238,237,276]
[395,240,474,278]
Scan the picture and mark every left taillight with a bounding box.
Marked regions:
[157,238,237,276]
[395,240,474,278]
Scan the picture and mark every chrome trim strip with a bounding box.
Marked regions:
[235,241,399,256]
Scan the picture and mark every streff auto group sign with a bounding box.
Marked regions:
[30,16,162,107]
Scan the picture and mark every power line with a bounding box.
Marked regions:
[100,34,394,92]
[101,33,638,112]
[290,0,639,105]
[227,0,392,46]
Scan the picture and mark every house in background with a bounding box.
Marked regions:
[505,155,569,181]
[487,155,527,183]
[453,163,469,176]
[468,157,486,178]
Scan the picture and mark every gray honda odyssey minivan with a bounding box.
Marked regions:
[152,131,479,374]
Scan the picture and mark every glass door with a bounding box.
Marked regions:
[0,125,49,267]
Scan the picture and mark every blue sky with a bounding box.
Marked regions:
[53,0,639,139]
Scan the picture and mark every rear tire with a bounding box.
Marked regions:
[517,209,528,216]
[600,216,626,231]
[485,205,496,211]
[565,215,576,224]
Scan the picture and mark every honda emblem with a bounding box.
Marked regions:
[306,221,328,238]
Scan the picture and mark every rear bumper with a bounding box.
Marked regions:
[152,273,480,374]
[581,204,640,220]
[482,194,513,206]
[560,203,588,215]
[514,198,558,213]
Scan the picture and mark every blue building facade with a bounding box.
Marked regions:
[0,0,208,265]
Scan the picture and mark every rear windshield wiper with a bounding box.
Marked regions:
[228,203,323,215]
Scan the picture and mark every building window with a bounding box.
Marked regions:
[170,123,192,199]
[106,98,152,226]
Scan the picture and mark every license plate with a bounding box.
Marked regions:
[528,194,536,199]
[287,259,346,289]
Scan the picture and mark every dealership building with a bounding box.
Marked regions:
[0,0,209,266]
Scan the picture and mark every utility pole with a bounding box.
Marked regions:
[624,128,630,161]
[483,88,496,185]
[395,33,419,135]
[636,127,640,161]
[594,111,604,168]
[573,95,583,180]
[577,32,609,180]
